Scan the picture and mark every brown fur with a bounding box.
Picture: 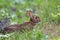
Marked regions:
[3,11,40,33]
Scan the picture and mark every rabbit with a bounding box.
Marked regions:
[2,11,40,34]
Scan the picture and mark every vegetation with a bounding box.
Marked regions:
[0,0,60,40]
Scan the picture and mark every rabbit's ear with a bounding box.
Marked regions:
[27,11,33,18]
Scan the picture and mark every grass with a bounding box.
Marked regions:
[0,0,60,40]
[0,26,47,40]
[0,22,60,40]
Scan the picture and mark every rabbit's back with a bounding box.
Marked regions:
[19,22,35,31]
[3,22,34,33]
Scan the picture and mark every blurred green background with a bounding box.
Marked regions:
[0,0,60,24]
[0,0,60,40]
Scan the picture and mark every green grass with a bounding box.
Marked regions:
[0,0,60,40]
[0,26,47,40]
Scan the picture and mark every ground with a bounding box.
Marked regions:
[40,22,60,39]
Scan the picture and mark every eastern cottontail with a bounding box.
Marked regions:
[2,11,40,33]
